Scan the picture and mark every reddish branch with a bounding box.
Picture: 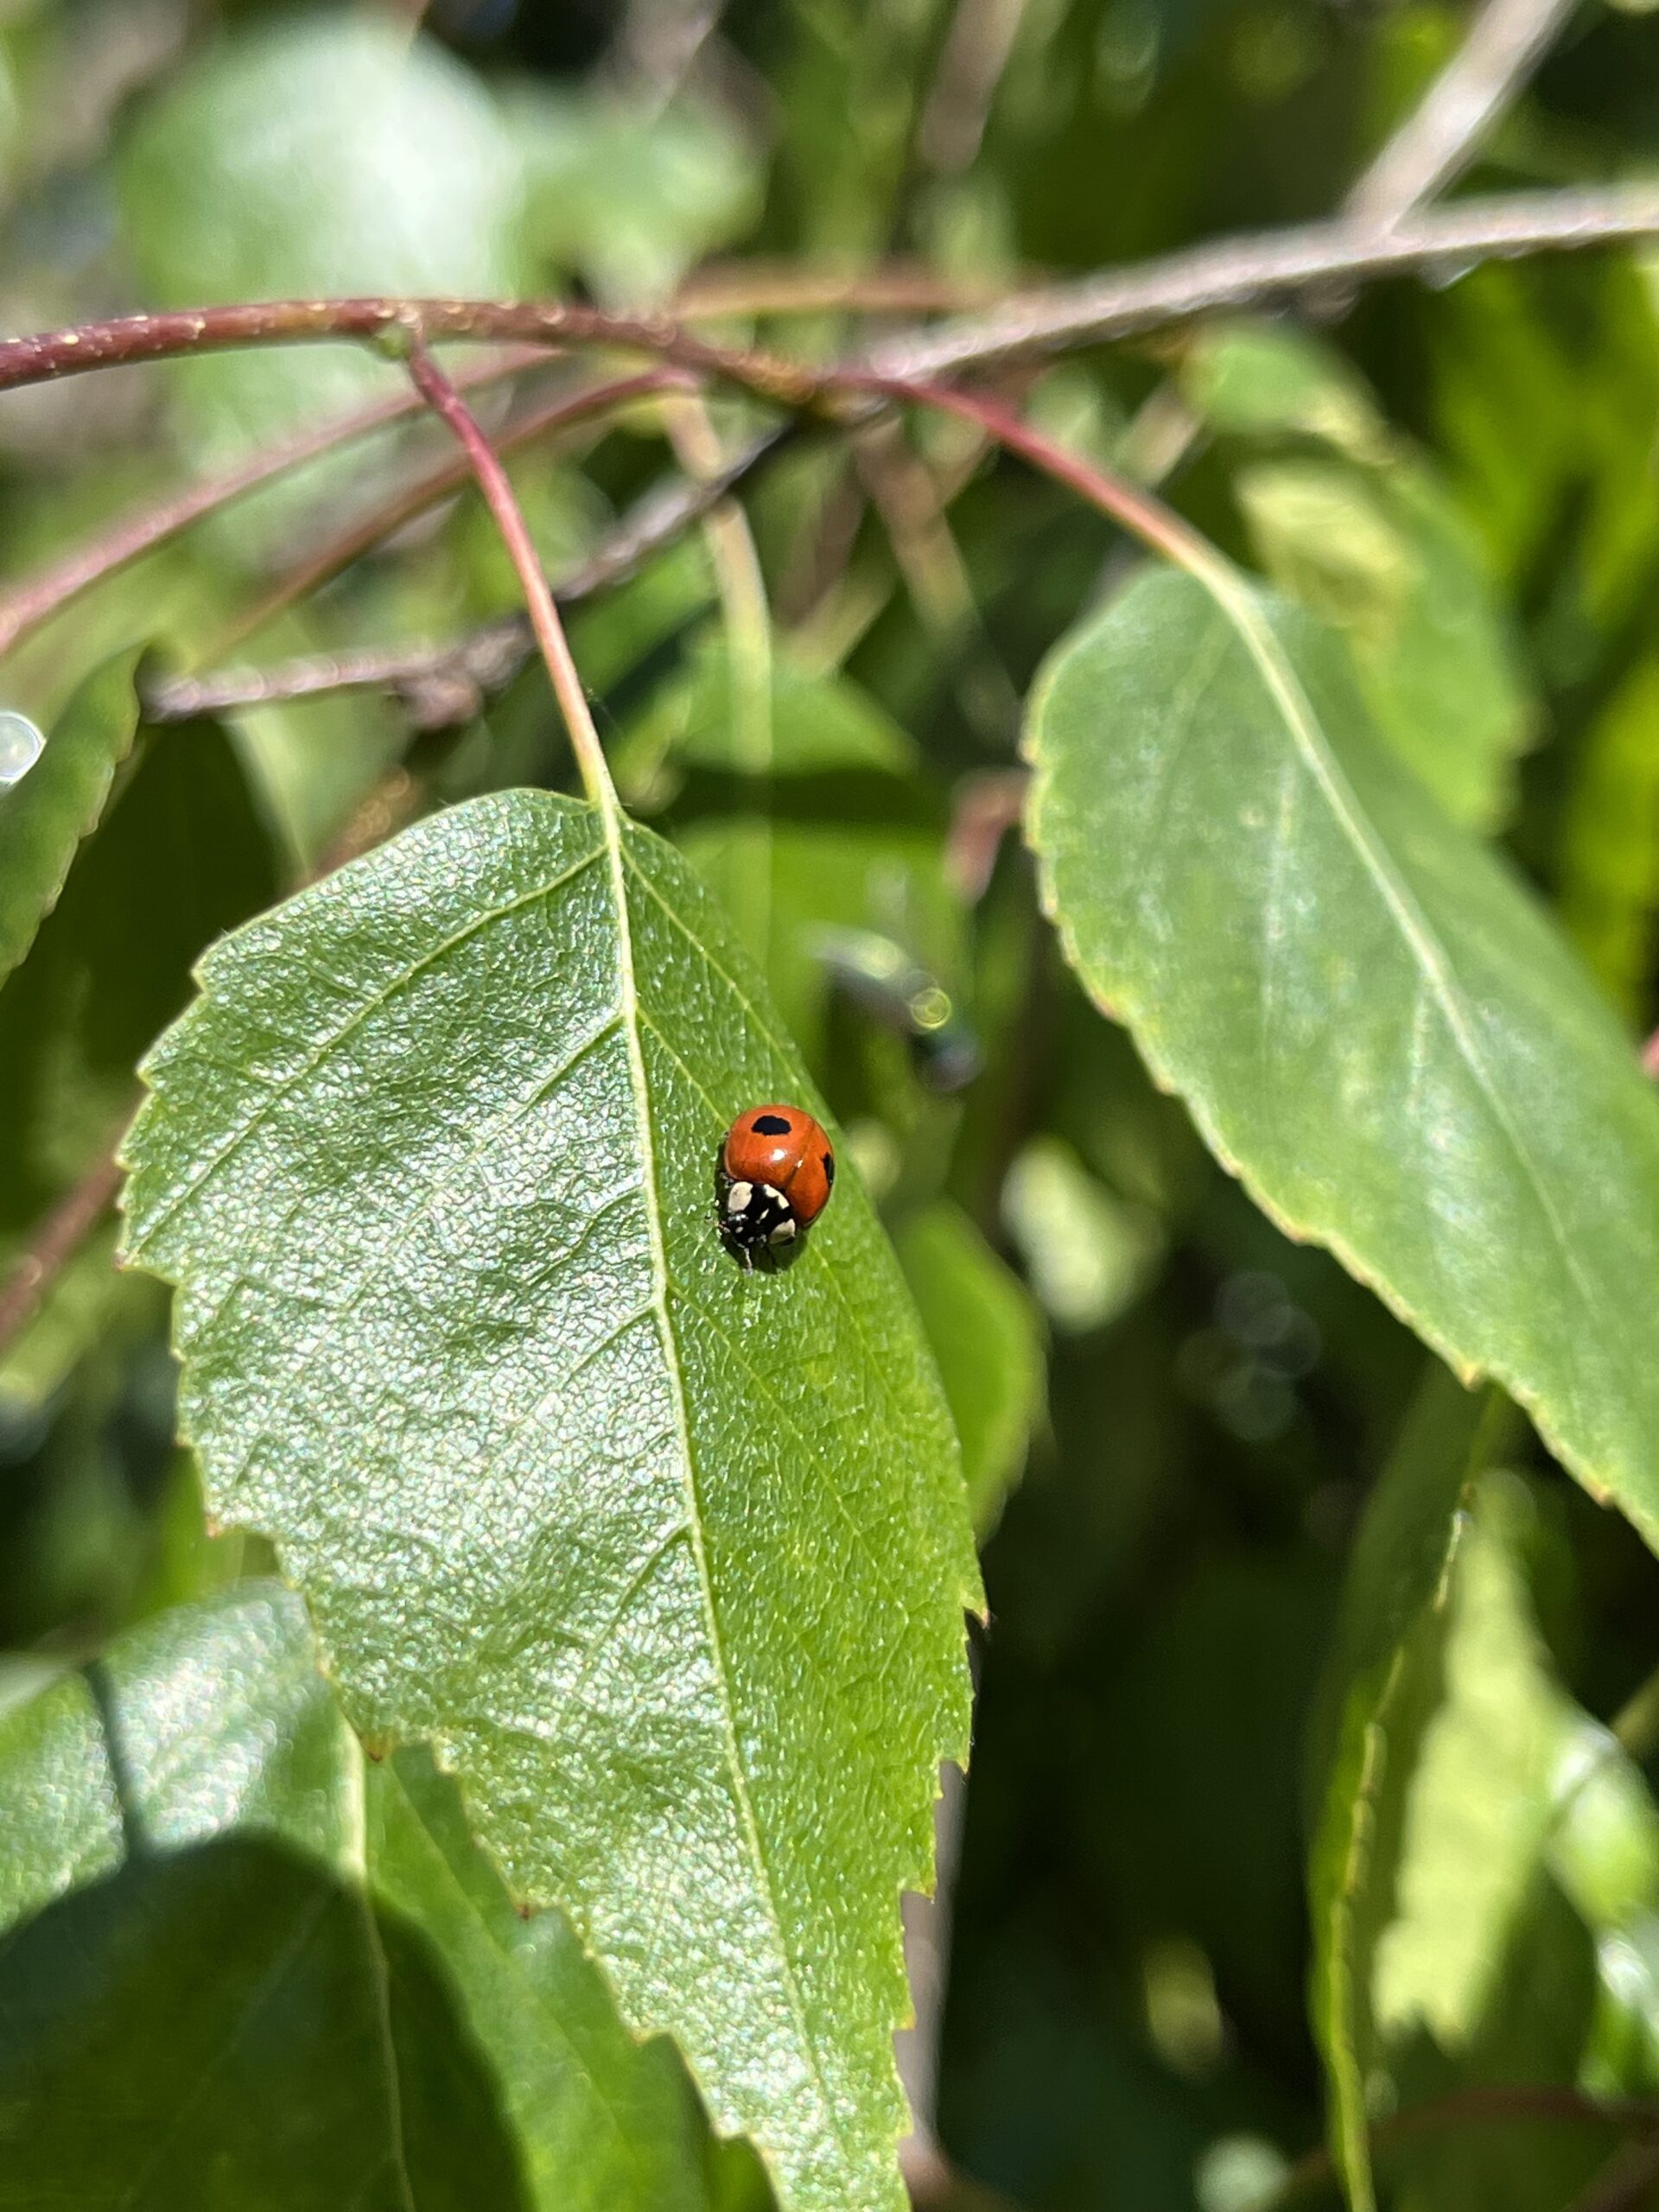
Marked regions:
[0,1137,127,1355]
[402,336,609,799]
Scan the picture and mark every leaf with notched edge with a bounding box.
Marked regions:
[1026,566,1659,1547]
[119,789,980,2212]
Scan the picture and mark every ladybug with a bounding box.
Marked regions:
[715,1104,836,1270]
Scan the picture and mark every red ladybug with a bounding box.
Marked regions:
[715,1104,836,1269]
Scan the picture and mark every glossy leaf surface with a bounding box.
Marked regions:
[121,790,980,2212]
[1026,567,1659,1543]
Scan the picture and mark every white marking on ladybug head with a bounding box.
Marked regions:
[725,1180,753,1214]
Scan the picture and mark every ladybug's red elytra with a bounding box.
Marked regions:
[715,1104,836,1270]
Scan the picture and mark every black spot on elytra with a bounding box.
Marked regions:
[753,1113,792,1135]
[823,1152,835,1187]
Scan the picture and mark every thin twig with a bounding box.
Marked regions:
[143,428,788,723]
[0,1134,127,1357]
[1565,2134,1659,2212]
[1344,0,1580,229]
[403,334,609,803]
[2,187,1658,409]
[207,367,681,658]
[0,296,819,408]
[0,347,550,658]
[1115,0,1579,487]
[1264,2085,1659,2209]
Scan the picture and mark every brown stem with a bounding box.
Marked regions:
[0,297,819,409]
[862,184,1659,381]
[404,336,610,804]
[1268,2086,1659,2209]
[144,427,790,725]
[855,374,1208,573]
[0,1135,127,1357]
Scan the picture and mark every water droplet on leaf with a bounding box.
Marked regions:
[0,711,44,789]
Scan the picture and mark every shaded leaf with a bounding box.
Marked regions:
[1557,650,1659,1020]
[895,1201,1045,1535]
[120,790,980,2212]
[0,651,140,988]
[0,709,282,1406]
[0,1582,748,2211]
[1025,566,1659,1544]
[1312,1365,1659,2212]
[1179,320,1388,460]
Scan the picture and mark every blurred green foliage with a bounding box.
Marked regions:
[3,2,1659,2209]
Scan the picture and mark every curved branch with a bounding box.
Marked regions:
[861,183,1659,380]
[0,297,820,408]
[1,187,1656,410]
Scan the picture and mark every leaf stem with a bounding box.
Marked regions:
[403,334,611,808]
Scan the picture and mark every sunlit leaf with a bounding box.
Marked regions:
[1025,566,1659,1544]
[120,790,980,2212]
[1236,458,1532,830]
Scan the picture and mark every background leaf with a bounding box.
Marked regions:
[118,16,525,553]
[1025,566,1659,1544]
[120,790,979,2212]
[895,1200,1046,1536]
[0,1581,757,2212]
[0,708,281,1415]
[0,652,140,987]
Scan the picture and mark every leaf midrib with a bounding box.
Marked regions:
[1209,567,1607,1349]
[601,795,841,2158]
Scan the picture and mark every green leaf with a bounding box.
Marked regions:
[1179,320,1389,460]
[894,1202,1045,1535]
[511,86,762,308]
[120,790,980,2212]
[0,1582,749,2211]
[1558,650,1659,1020]
[1025,566,1659,1545]
[118,16,524,551]
[1235,458,1533,831]
[0,651,141,987]
[0,708,282,1406]
[1311,1416,1659,2212]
